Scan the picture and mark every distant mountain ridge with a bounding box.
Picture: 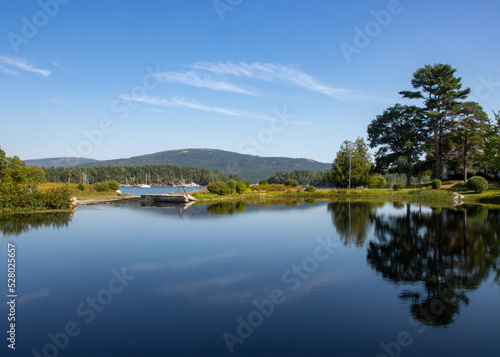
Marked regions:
[25,157,98,168]
[28,149,331,182]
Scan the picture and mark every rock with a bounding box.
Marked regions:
[70,197,77,208]
[453,192,465,205]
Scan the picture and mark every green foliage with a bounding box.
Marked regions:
[329,137,372,187]
[285,179,299,187]
[108,180,120,191]
[368,104,426,185]
[304,186,316,192]
[226,181,236,192]
[94,182,111,192]
[259,180,269,185]
[267,170,332,187]
[368,175,388,188]
[0,148,71,212]
[400,63,471,179]
[77,183,86,191]
[466,176,489,193]
[235,181,246,194]
[244,181,250,188]
[207,181,232,195]
[392,182,405,191]
[431,179,442,189]
[478,112,500,173]
[42,164,238,186]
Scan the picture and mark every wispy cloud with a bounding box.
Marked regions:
[155,70,254,95]
[190,61,350,99]
[120,94,243,117]
[0,55,51,76]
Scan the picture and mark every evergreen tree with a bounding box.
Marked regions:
[400,64,471,179]
[329,137,372,188]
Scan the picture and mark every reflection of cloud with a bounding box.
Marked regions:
[0,289,50,310]
[127,251,247,273]
[157,271,350,306]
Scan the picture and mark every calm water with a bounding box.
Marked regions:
[1,201,499,357]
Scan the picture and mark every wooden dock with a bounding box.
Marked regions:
[140,194,196,204]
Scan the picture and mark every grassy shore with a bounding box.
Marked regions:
[191,180,500,207]
[34,180,500,208]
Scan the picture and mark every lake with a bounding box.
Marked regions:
[1,200,499,357]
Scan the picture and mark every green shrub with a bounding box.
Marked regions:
[285,179,299,187]
[235,182,246,194]
[207,181,232,195]
[226,181,236,192]
[259,180,269,185]
[466,176,489,193]
[368,175,387,188]
[431,179,442,189]
[94,182,110,192]
[108,180,120,191]
[392,182,405,191]
[77,183,86,191]
[244,181,250,188]
[304,186,316,192]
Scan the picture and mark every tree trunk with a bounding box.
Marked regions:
[434,124,441,180]
[463,131,468,183]
[406,172,412,187]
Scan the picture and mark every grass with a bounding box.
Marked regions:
[37,182,121,200]
[190,180,500,207]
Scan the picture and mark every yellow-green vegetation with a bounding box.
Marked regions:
[0,148,73,213]
[38,182,121,200]
[193,179,500,206]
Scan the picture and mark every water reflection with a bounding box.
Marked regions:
[0,211,73,237]
[207,201,246,215]
[328,201,384,247]
[367,204,500,326]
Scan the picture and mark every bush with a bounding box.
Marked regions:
[431,179,442,189]
[244,181,250,188]
[207,181,232,195]
[226,181,236,192]
[235,182,246,194]
[285,179,299,187]
[368,175,387,188]
[259,180,269,185]
[392,182,405,191]
[94,182,110,192]
[108,180,120,191]
[466,176,489,193]
[304,186,316,192]
[77,183,86,191]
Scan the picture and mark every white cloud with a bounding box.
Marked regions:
[120,94,243,117]
[0,55,51,76]
[155,70,254,95]
[190,61,350,99]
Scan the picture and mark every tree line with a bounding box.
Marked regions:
[330,64,500,187]
[43,165,240,186]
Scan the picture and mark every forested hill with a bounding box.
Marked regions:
[25,157,98,167]
[77,149,331,182]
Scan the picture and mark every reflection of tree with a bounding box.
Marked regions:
[328,201,384,247]
[207,201,246,215]
[367,204,500,326]
[0,211,73,237]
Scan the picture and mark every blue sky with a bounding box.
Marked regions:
[1,0,499,163]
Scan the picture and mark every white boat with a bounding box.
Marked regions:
[183,182,200,187]
[140,173,151,188]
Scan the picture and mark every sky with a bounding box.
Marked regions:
[1,0,499,164]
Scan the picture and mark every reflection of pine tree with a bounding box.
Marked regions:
[0,212,73,237]
[367,205,500,326]
[328,201,384,248]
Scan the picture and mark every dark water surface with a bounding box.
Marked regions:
[1,201,499,357]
